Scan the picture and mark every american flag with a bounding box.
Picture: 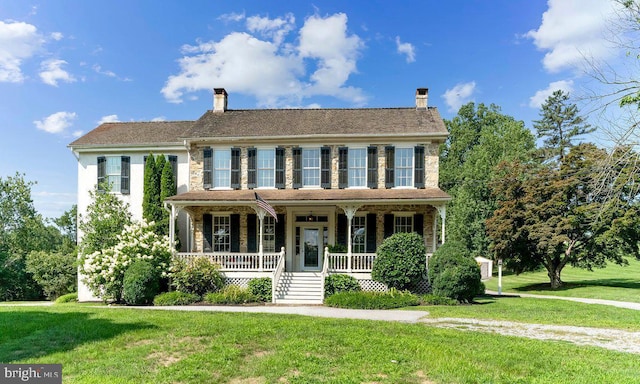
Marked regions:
[255,192,278,222]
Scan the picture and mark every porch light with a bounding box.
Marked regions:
[307,213,315,222]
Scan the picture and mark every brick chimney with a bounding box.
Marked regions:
[416,88,428,109]
[213,88,228,113]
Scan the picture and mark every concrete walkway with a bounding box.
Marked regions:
[484,290,640,311]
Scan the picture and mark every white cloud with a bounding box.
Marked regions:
[97,114,119,124]
[219,12,246,23]
[162,12,366,107]
[34,111,77,135]
[395,36,415,63]
[246,13,295,46]
[0,20,44,82]
[442,81,477,113]
[151,116,166,122]
[72,130,83,138]
[526,0,621,73]
[50,32,63,41]
[529,79,574,108]
[93,64,116,77]
[39,59,75,86]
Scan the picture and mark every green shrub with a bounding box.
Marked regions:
[123,260,160,305]
[54,292,78,304]
[324,289,420,309]
[153,291,200,306]
[204,285,257,305]
[428,241,484,303]
[328,244,347,253]
[170,257,224,296]
[25,250,77,300]
[247,278,272,302]
[419,294,458,306]
[371,232,427,291]
[324,274,361,297]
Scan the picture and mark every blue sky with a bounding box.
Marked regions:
[0,0,628,218]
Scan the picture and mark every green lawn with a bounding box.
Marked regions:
[483,257,640,303]
[1,305,639,384]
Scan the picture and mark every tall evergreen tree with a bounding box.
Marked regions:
[159,160,176,236]
[533,90,594,163]
[142,154,161,224]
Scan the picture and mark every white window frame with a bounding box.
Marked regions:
[261,215,276,252]
[213,149,231,189]
[351,215,367,253]
[105,156,122,192]
[348,147,367,188]
[302,147,321,188]
[257,148,276,188]
[394,213,413,234]
[394,147,414,188]
[212,215,231,252]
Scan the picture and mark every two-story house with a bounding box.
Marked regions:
[70,88,450,303]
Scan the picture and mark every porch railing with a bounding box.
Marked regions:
[176,251,283,272]
[271,247,286,304]
[326,252,434,273]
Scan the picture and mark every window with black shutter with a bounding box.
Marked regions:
[337,214,347,247]
[292,147,302,189]
[367,146,378,189]
[230,214,240,252]
[97,156,106,192]
[413,213,424,237]
[383,214,394,239]
[414,146,425,189]
[275,147,285,189]
[338,147,348,189]
[321,146,331,189]
[366,213,377,252]
[231,148,241,189]
[385,146,395,188]
[203,148,213,189]
[168,155,178,189]
[203,214,213,252]
[275,214,286,251]
[247,213,257,252]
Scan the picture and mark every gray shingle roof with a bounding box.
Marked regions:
[68,121,193,147]
[186,107,448,139]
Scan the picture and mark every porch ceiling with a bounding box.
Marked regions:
[165,188,450,207]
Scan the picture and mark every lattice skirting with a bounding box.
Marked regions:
[356,279,431,294]
[224,277,251,288]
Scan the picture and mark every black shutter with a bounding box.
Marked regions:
[337,214,347,247]
[367,146,378,189]
[203,214,213,252]
[247,147,256,189]
[275,214,286,251]
[338,147,348,189]
[168,155,178,189]
[383,214,394,239]
[414,146,425,189]
[275,147,285,189]
[120,156,130,195]
[230,148,241,189]
[247,213,257,253]
[321,146,331,189]
[366,213,377,253]
[230,214,240,252]
[385,146,395,188]
[414,213,424,237]
[203,148,212,189]
[292,147,302,189]
[97,156,106,192]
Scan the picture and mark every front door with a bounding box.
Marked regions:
[297,225,325,271]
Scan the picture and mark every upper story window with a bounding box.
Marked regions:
[348,148,367,187]
[97,155,130,194]
[203,148,240,190]
[302,148,321,187]
[257,148,275,188]
[384,146,425,189]
[293,147,331,189]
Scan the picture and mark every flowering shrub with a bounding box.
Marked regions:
[81,220,173,302]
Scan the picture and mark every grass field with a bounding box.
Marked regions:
[1,305,639,384]
[483,257,640,303]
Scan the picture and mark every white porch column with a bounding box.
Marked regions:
[169,204,176,247]
[339,205,361,272]
[436,205,446,244]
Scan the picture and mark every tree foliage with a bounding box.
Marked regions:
[487,144,640,288]
[439,103,535,257]
[159,159,176,236]
[533,90,594,163]
[142,154,161,224]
